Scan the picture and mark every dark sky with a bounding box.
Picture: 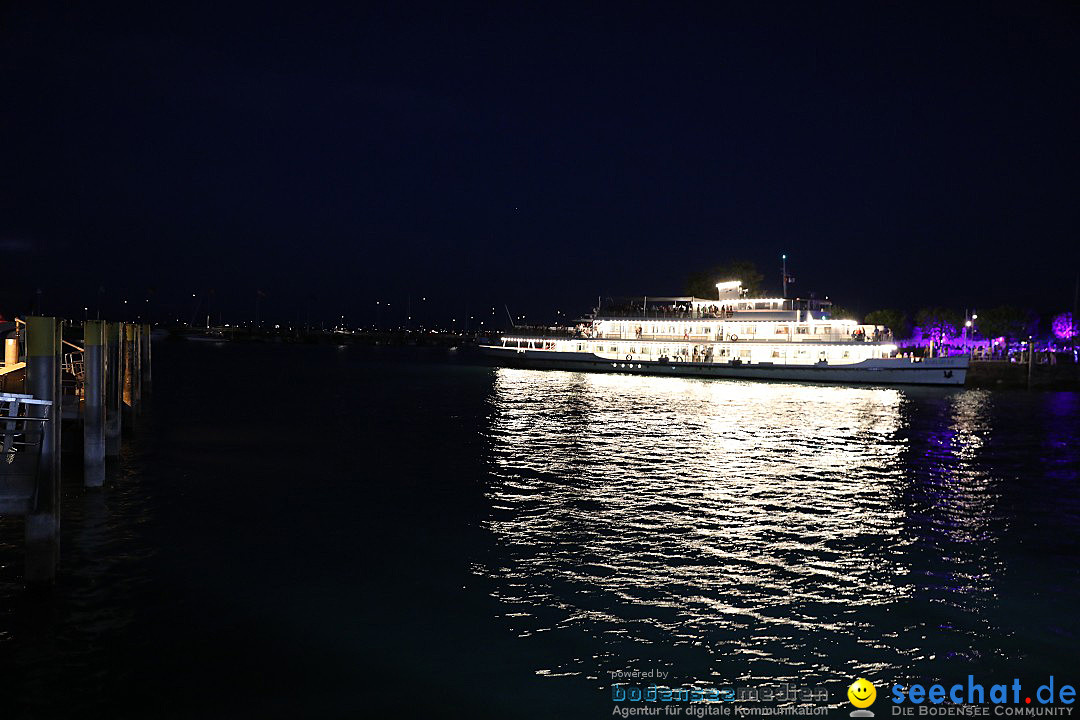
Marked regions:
[2,1,1078,328]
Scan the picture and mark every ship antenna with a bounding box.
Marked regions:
[504,304,516,328]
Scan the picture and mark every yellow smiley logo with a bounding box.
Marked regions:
[848,678,876,708]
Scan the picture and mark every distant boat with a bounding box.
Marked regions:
[481,280,967,386]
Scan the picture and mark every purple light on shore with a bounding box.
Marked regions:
[911,325,957,344]
[1052,312,1077,340]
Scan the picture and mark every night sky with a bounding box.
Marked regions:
[2,2,1078,328]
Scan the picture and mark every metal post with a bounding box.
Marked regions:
[25,316,60,584]
[1028,336,1034,389]
[53,319,62,484]
[83,321,105,487]
[140,322,152,391]
[105,322,122,455]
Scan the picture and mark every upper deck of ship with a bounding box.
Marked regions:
[503,279,892,346]
[590,280,835,323]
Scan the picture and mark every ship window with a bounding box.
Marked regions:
[796,326,809,334]
[774,326,787,334]
[739,349,751,358]
[821,326,831,334]
[843,351,850,359]
[610,346,617,353]
[772,350,781,358]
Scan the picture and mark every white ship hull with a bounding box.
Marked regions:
[480,346,967,386]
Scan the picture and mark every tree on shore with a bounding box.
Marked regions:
[976,305,1037,351]
[828,305,859,322]
[915,307,962,343]
[864,309,911,339]
[685,260,764,298]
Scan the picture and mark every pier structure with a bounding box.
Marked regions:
[0,316,152,584]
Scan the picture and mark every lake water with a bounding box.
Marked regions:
[1,342,1077,717]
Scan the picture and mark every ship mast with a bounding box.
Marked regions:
[782,254,788,299]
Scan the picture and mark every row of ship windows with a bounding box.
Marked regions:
[615,325,834,335]
[582,344,853,359]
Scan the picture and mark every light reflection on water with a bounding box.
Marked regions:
[478,370,1073,686]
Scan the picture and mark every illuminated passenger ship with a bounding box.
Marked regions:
[481,280,967,386]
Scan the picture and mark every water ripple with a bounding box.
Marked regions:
[478,370,1080,686]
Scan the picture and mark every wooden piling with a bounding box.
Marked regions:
[83,321,105,487]
[105,322,122,455]
[25,316,60,584]
[123,323,135,422]
[132,323,142,408]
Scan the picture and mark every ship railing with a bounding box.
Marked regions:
[595,310,736,320]
[1,393,52,469]
[61,340,86,402]
[501,326,586,339]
